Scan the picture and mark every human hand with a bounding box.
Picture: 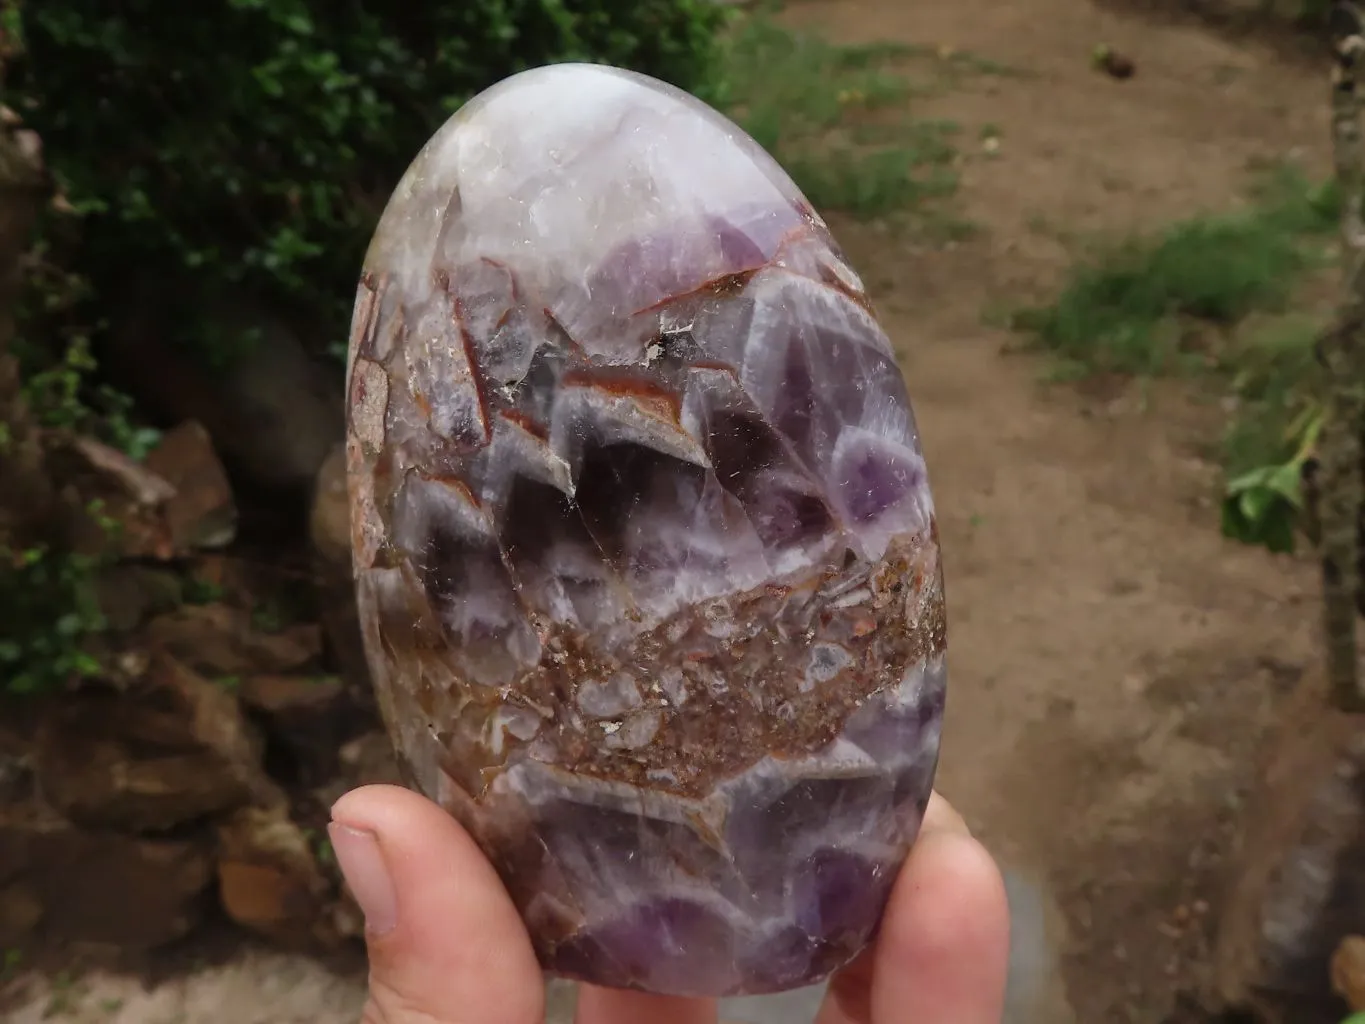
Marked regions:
[329,785,1009,1024]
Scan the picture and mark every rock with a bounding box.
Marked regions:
[0,880,43,943]
[1091,45,1136,81]
[317,588,370,694]
[1211,676,1365,1023]
[144,603,323,678]
[211,309,344,492]
[311,441,371,692]
[51,425,236,561]
[240,674,370,786]
[338,731,402,788]
[309,440,350,568]
[1332,936,1365,1012]
[312,730,404,811]
[0,800,213,949]
[33,653,272,832]
[348,64,945,997]
[108,298,343,494]
[215,803,338,948]
[183,553,257,605]
[94,564,184,632]
[240,673,345,716]
[68,434,177,506]
[57,434,179,559]
[142,420,237,550]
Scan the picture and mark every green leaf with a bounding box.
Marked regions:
[1222,452,1302,555]
[1265,461,1305,506]
[1237,481,1276,526]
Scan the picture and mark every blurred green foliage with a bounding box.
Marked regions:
[4,0,727,367]
[717,19,962,220]
[0,511,110,696]
[1010,168,1340,555]
[0,0,726,695]
[0,0,984,696]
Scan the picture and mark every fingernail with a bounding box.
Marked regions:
[329,822,398,937]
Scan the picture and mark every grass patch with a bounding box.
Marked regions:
[712,15,974,220]
[1012,169,1340,376]
[1011,167,1339,554]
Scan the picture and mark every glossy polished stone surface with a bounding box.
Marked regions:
[346,62,946,998]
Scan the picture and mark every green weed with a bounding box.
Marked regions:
[1012,168,1341,555]
[1012,171,1339,376]
[714,17,965,220]
[0,537,108,696]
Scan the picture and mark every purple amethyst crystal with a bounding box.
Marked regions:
[345,63,946,998]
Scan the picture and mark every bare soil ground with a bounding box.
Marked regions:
[824,2,1329,1020]
[3,1,1342,1021]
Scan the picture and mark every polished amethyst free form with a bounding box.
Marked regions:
[345,64,946,998]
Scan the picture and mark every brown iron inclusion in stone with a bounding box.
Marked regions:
[345,63,947,998]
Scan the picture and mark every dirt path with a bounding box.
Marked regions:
[6,3,1339,1023]
[811,0,1329,1020]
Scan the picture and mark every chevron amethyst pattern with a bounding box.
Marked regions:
[345,63,947,997]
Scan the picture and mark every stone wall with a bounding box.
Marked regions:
[0,100,395,957]
[0,411,394,957]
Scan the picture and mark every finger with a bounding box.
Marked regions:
[871,820,1008,1023]
[817,792,975,1024]
[814,791,969,1024]
[575,984,716,1024]
[920,790,970,837]
[330,784,545,1024]
[816,792,1008,1024]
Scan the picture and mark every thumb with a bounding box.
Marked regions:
[330,784,545,1024]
